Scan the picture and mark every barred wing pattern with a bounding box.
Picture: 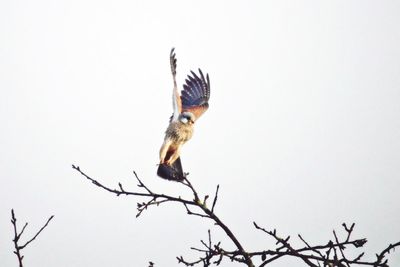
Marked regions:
[180,69,210,121]
[170,48,182,122]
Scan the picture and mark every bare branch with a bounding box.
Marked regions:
[11,209,54,267]
[19,216,54,250]
[253,222,318,267]
[73,164,255,266]
[375,241,400,267]
[72,164,196,207]
[211,185,219,213]
[72,164,399,267]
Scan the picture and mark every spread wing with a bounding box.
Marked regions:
[180,69,210,121]
[170,48,182,122]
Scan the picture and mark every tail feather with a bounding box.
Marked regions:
[157,157,185,181]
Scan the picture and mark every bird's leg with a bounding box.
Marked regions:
[159,139,173,164]
[165,145,181,166]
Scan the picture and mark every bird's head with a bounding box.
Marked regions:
[179,112,195,125]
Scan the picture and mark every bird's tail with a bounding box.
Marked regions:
[157,156,185,181]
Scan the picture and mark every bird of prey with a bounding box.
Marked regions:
[157,48,211,181]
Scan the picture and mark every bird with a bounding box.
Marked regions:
[157,48,210,181]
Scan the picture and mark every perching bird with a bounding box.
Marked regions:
[157,48,210,181]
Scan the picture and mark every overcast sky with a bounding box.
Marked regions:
[1,1,399,266]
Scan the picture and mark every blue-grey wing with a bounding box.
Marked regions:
[180,69,210,120]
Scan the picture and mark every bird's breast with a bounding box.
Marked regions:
[165,122,193,143]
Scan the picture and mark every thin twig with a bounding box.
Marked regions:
[19,216,54,249]
[211,185,219,213]
[11,209,54,267]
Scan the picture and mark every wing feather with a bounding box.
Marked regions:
[188,74,201,99]
[170,48,181,122]
[180,68,210,121]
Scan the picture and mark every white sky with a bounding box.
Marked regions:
[1,1,399,266]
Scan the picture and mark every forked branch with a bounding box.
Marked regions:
[11,209,54,267]
[72,164,399,267]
